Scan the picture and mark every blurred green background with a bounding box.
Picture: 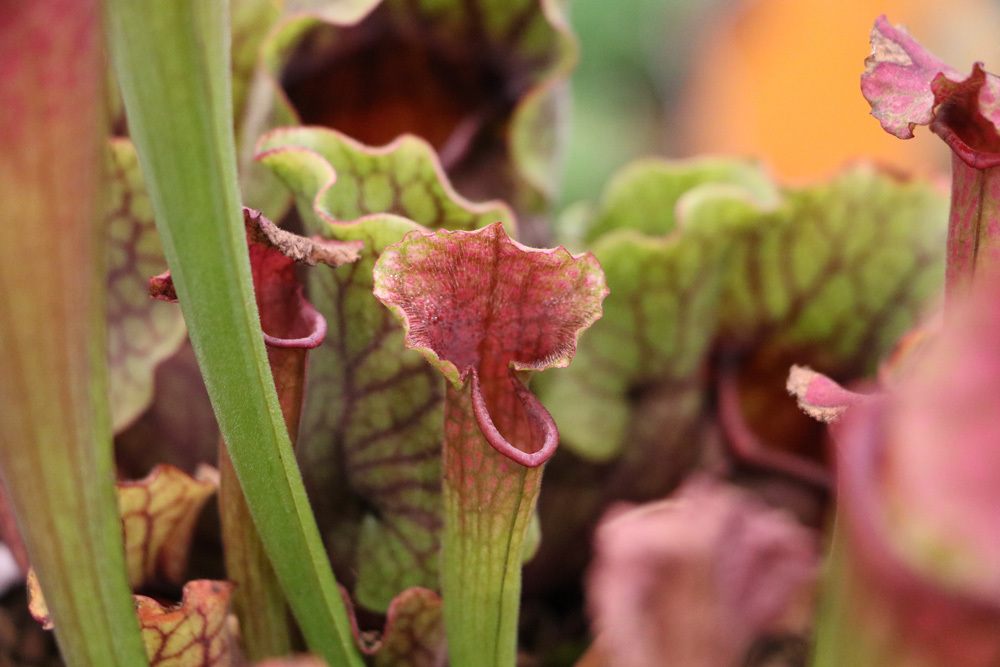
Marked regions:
[561,0,717,206]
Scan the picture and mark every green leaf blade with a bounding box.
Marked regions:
[106,3,362,665]
[0,2,148,665]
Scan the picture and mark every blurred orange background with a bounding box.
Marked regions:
[563,0,1000,203]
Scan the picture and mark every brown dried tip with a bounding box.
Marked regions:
[149,208,362,302]
[242,207,361,267]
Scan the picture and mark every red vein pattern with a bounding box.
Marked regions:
[257,127,514,611]
[530,164,945,594]
[136,580,235,667]
[373,223,606,664]
[106,139,186,432]
[118,464,217,590]
[344,587,445,667]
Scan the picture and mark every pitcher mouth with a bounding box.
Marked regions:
[930,67,1000,170]
[279,8,519,161]
[470,369,558,468]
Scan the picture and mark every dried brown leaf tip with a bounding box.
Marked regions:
[243,211,329,350]
[119,464,218,590]
[150,207,361,304]
[242,208,360,268]
[137,580,235,667]
[151,207,358,351]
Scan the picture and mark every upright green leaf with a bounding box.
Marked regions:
[106,3,362,664]
[0,2,148,664]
